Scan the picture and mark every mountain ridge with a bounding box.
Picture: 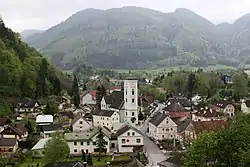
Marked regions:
[23,7,250,70]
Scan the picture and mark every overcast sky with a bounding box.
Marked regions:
[1,0,250,32]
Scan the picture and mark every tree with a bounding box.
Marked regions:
[44,96,59,116]
[83,83,87,91]
[21,118,35,134]
[138,111,144,120]
[232,73,247,101]
[96,130,106,161]
[0,104,11,117]
[0,156,8,167]
[82,150,86,162]
[186,73,197,98]
[96,82,106,108]
[72,74,80,107]
[87,153,93,166]
[43,133,69,164]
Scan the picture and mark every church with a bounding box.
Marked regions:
[93,79,139,130]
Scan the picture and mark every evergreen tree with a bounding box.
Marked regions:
[186,73,197,98]
[87,154,93,166]
[81,150,86,162]
[96,130,106,161]
[72,74,80,107]
[83,83,87,91]
[96,82,106,109]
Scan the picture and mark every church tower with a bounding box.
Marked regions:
[123,79,138,126]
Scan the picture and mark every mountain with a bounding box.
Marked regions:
[20,29,44,39]
[0,18,71,100]
[23,6,250,70]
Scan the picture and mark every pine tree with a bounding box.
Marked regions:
[96,82,106,109]
[81,150,86,162]
[72,74,80,107]
[96,130,106,161]
[87,154,93,166]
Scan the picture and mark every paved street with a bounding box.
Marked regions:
[140,104,167,167]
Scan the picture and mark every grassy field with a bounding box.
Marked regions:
[20,154,130,167]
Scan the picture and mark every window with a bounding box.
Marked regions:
[136,139,141,143]
[132,89,135,95]
[162,128,164,131]
[162,135,164,139]
[132,132,135,136]
[132,98,135,103]
[126,89,127,95]
[74,149,77,153]
[112,118,114,121]
[105,141,108,145]
[231,113,234,116]
[132,112,134,116]
[103,122,104,125]
[93,142,96,145]
[122,139,126,143]
[107,118,109,120]
[171,135,173,138]
[126,112,127,116]
[116,117,118,120]
[166,121,169,124]
[79,121,83,124]
[166,128,169,131]
[80,127,82,129]
[107,123,109,126]
[170,128,173,131]
[81,142,83,145]
[87,141,90,145]
[126,98,127,102]
[97,122,99,124]
[74,142,77,146]
[127,132,130,136]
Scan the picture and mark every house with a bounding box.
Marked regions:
[101,94,113,110]
[80,90,96,106]
[191,95,203,105]
[44,161,86,167]
[116,124,144,153]
[192,107,225,122]
[36,115,53,125]
[241,99,250,114]
[14,99,40,113]
[0,125,28,140]
[162,102,187,113]
[193,120,228,139]
[71,115,91,132]
[73,108,87,116]
[148,112,178,141]
[0,138,18,154]
[209,101,235,117]
[40,124,63,138]
[221,74,233,84]
[16,114,26,121]
[65,127,111,155]
[174,117,194,142]
[92,110,120,130]
[166,96,192,110]
[0,118,11,132]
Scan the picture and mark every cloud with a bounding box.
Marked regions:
[0,0,250,32]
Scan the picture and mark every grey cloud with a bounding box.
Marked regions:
[0,0,250,32]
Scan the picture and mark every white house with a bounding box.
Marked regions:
[209,101,235,117]
[15,100,40,113]
[80,90,96,106]
[71,115,91,132]
[92,110,120,130]
[148,112,178,141]
[36,115,53,125]
[101,95,113,110]
[241,100,250,114]
[65,127,111,155]
[116,124,144,153]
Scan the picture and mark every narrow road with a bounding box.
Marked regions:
[140,104,167,167]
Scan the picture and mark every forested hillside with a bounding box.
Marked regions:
[23,7,250,70]
[0,18,70,100]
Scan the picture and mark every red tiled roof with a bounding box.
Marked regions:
[169,112,191,119]
[193,120,228,134]
[81,90,96,101]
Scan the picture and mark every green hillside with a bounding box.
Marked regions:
[23,7,250,70]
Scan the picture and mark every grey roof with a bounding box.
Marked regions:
[16,99,40,108]
[109,91,124,109]
[65,127,111,141]
[92,110,115,117]
[104,94,113,104]
[125,158,144,167]
[167,97,192,107]
[71,115,89,125]
[149,112,168,127]
[116,124,143,136]
[174,117,192,133]
[0,118,11,126]
[162,102,187,112]
[41,124,63,132]
[0,138,17,146]
[245,100,250,107]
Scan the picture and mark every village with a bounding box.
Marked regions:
[0,72,249,167]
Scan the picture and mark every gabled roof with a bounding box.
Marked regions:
[16,99,40,108]
[0,126,25,136]
[103,94,113,104]
[0,117,11,126]
[44,161,85,167]
[0,138,17,146]
[41,124,63,132]
[80,90,96,100]
[167,97,191,107]
[193,107,222,118]
[193,120,228,134]
[109,91,124,109]
[116,124,143,136]
[31,137,51,150]
[92,110,115,117]
[244,100,250,108]
[36,115,53,123]
[149,112,168,127]
[71,115,90,125]
[168,112,191,119]
[174,117,192,133]
[211,101,233,108]
[60,111,74,119]
[162,102,187,112]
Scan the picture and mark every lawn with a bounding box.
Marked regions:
[20,154,130,167]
